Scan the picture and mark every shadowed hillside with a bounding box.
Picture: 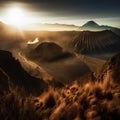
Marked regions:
[0,50,48,95]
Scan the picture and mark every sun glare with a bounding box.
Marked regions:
[5,7,26,28]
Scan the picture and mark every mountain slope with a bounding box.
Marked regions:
[72,30,120,54]
[97,52,120,83]
[0,50,48,95]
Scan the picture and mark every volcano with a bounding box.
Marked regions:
[28,42,73,62]
[81,21,100,30]
[72,30,120,54]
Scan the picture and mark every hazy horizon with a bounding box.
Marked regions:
[0,0,120,30]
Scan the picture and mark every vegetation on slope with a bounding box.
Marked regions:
[97,52,120,83]
[0,78,120,120]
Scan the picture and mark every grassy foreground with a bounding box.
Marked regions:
[0,75,120,120]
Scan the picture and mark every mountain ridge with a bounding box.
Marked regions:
[79,21,120,35]
[81,21,99,29]
[1,20,120,33]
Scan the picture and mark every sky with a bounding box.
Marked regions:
[0,0,120,28]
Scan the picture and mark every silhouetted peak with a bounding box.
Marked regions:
[82,21,99,28]
[0,50,48,95]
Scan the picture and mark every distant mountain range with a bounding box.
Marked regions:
[24,23,79,31]
[24,21,120,34]
[0,21,120,34]
[79,21,120,35]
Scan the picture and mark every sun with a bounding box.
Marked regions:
[5,7,26,27]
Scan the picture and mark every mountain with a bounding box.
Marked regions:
[72,30,120,55]
[81,21,100,30]
[0,50,48,95]
[28,21,120,35]
[79,21,120,35]
[97,52,120,83]
[27,42,73,62]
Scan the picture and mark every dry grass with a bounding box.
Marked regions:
[0,75,120,120]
